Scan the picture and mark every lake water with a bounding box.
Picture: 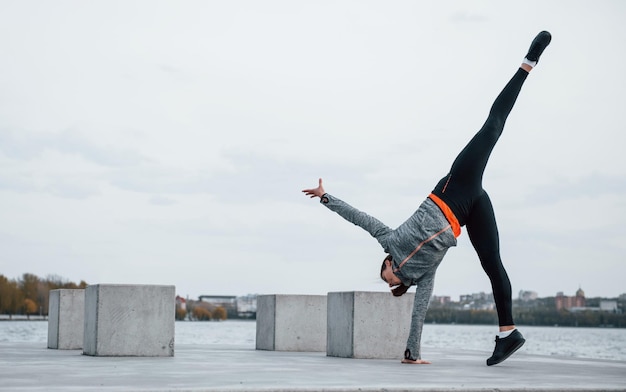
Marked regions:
[1,320,625,361]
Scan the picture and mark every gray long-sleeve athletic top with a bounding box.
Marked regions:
[321,193,458,360]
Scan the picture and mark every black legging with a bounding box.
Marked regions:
[431,68,529,326]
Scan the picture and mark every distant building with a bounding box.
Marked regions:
[460,292,492,302]
[431,295,451,306]
[600,300,618,313]
[475,292,492,301]
[518,290,538,301]
[459,292,494,311]
[175,295,187,311]
[237,294,257,318]
[199,295,238,318]
[555,288,586,311]
[196,294,258,319]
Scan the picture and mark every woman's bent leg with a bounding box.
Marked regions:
[465,191,514,326]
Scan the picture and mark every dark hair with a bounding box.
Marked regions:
[381,254,410,296]
[380,254,393,281]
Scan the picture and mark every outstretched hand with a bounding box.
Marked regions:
[302,178,326,199]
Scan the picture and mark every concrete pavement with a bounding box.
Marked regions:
[2,342,625,391]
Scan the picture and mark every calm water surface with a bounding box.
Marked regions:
[1,320,624,361]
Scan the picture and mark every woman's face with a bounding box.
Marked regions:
[381,259,402,288]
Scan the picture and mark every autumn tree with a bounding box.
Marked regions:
[213,306,227,321]
[8,280,24,316]
[193,307,212,321]
[20,273,40,302]
[175,308,187,321]
[0,275,12,314]
[23,298,38,318]
[0,273,88,316]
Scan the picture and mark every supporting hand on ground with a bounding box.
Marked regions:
[302,178,326,199]
[401,358,431,364]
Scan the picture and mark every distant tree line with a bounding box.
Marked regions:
[176,299,228,322]
[0,273,87,318]
[425,308,626,328]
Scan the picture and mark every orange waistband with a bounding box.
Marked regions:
[428,193,461,238]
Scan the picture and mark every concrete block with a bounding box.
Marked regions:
[83,284,175,357]
[47,289,85,350]
[327,291,414,359]
[256,294,326,352]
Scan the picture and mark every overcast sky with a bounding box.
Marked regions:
[1,1,625,301]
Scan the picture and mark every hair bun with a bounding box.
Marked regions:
[392,284,409,297]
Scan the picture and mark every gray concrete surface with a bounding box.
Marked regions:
[327,291,414,359]
[2,342,625,392]
[83,284,175,357]
[47,289,84,350]
[256,294,327,352]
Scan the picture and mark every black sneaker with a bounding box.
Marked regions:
[486,329,525,366]
[525,31,551,63]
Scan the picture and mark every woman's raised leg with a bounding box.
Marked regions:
[431,31,552,226]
